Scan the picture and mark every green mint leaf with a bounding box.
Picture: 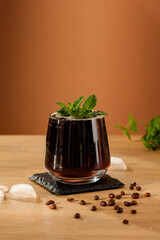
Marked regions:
[83,94,97,111]
[129,113,137,132]
[56,102,67,109]
[123,129,131,140]
[142,115,160,150]
[142,134,159,150]
[68,102,72,109]
[115,125,126,130]
[56,102,70,113]
[92,111,108,117]
[115,125,131,140]
[73,96,84,109]
[151,115,160,131]
[57,108,71,117]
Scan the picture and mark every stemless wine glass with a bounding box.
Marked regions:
[44,113,110,185]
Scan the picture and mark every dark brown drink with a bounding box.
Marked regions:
[44,113,110,184]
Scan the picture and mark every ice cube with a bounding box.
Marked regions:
[0,190,4,198]
[7,184,38,199]
[0,185,9,193]
[110,157,127,171]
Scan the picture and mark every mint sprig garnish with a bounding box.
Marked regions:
[56,95,108,119]
[115,113,160,150]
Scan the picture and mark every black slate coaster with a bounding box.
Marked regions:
[29,172,124,195]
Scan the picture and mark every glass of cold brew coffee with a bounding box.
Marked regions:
[44,113,110,185]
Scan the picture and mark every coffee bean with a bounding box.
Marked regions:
[90,205,97,211]
[108,193,115,198]
[129,184,134,190]
[131,209,137,214]
[120,191,125,196]
[79,200,86,205]
[123,219,129,224]
[74,213,80,218]
[117,207,123,213]
[136,186,141,191]
[144,192,151,197]
[133,182,137,186]
[49,204,56,209]
[94,195,99,200]
[67,198,74,202]
[108,199,115,206]
[131,200,137,205]
[114,205,119,210]
[116,194,121,199]
[124,201,131,207]
[100,201,107,206]
[45,200,55,205]
[131,193,139,199]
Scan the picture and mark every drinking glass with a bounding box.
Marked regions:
[44,113,110,185]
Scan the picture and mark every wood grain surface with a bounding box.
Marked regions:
[0,135,160,240]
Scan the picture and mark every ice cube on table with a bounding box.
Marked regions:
[0,190,4,198]
[0,185,9,193]
[110,157,127,171]
[7,184,37,199]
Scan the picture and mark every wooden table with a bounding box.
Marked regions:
[0,135,160,240]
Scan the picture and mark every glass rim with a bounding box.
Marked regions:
[49,112,105,121]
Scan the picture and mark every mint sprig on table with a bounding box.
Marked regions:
[56,95,108,119]
[115,114,160,150]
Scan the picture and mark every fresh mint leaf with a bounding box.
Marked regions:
[56,102,70,112]
[115,125,131,140]
[57,108,70,117]
[142,115,160,150]
[68,102,72,109]
[70,107,82,117]
[129,113,137,132]
[151,115,160,131]
[123,129,131,140]
[83,94,97,111]
[92,111,108,117]
[73,96,84,109]
[115,125,126,130]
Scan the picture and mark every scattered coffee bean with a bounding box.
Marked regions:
[120,191,125,196]
[124,201,131,207]
[94,195,99,200]
[144,192,151,197]
[45,200,55,205]
[79,200,86,205]
[49,204,57,209]
[114,205,119,210]
[131,200,137,205]
[131,193,139,199]
[133,182,137,187]
[109,193,115,198]
[108,199,115,206]
[90,206,97,211]
[67,198,74,202]
[136,186,141,191]
[116,194,121,199]
[129,184,134,190]
[131,209,137,214]
[100,201,107,206]
[123,219,129,224]
[74,213,80,218]
[117,207,123,213]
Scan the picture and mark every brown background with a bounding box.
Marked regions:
[0,0,160,135]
